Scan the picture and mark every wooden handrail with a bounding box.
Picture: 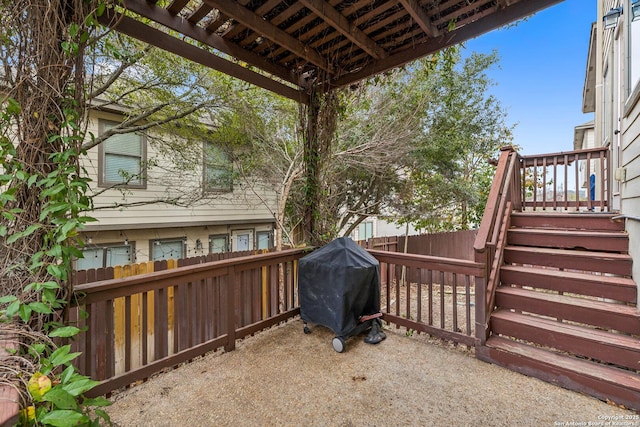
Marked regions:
[473,146,520,344]
[473,147,516,253]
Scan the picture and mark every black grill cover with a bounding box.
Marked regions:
[299,237,381,337]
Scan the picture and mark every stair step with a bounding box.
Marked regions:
[495,286,640,335]
[503,246,633,276]
[490,310,640,371]
[510,212,625,231]
[507,228,628,252]
[500,265,637,302]
[478,336,640,411]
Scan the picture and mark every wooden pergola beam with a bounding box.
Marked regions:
[396,0,439,37]
[122,0,298,87]
[298,0,387,59]
[99,11,310,104]
[201,0,333,74]
[331,0,564,89]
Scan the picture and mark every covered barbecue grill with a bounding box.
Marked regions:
[298,237,386,352]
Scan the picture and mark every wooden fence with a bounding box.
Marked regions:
[70,248,307,397]
[362,230,477,260]
[370,250,484,346]
[72,250,269,377]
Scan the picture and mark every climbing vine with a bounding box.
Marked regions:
[0,1,113,425]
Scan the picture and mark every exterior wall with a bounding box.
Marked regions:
[348,216,419,240]
[77,110,276,268]
[592,1,640,301]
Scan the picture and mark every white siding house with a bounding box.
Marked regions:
[581,0,640,302]
[77,109,277,269]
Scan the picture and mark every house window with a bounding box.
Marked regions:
[231,229,253,252]
[76,243,133,270]
[99,120,146,188]
[630,1,640,96]
[151,239,184,261]
[204,142,232,193]
[256,231,271,250]
[358,221,374,240]
[209,235,229,253]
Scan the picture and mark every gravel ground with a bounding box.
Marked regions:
[106,319,636,427]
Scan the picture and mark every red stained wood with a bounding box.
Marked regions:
[507,228,628,252]
[490,310,640,370]
[503,246,633,276]
[495,286,640,335]
[478,337,640,411]
[510,212,625,231]
[499,265,637,302]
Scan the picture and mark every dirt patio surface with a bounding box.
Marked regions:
[106,319,637,426]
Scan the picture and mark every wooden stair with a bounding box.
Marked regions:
[476,212,640,411]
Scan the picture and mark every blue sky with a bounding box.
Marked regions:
[463,0,596,155]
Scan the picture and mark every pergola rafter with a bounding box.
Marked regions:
[102,0,564,101]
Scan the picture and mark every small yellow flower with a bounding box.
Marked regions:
[19,405,35,423]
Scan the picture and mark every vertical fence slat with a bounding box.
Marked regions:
[452,272,458,333]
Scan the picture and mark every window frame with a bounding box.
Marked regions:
[256,230,272,250]
[150,238,185,261]
[98,119,147,189]
[208,234,229,254]
[625,0,640,113]
[76,242,135,270]
[203,142,233,194]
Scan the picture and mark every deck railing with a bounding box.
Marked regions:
[370,250,484,347]
[473,146,611,343]
[70,248,308,397]
[520,147,609,212]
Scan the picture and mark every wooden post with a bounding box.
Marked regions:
[225,266,237,352]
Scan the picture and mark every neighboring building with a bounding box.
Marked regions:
[76,107,276,269]
[580,0,640,301]
[348,216,419,241]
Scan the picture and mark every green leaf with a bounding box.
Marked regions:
[68,23,79,38]
[27,174,38,187]
[63,377,98,397]
[61,365,75,384]
[6,223,41,244]
[28,302,53,314]
[0,295,17,304]
[5,300,20,317]
[43,387,78,410]
[96,2,106,17]
[49,345,81,366]
[49,326,80,338]
[39,409,88,427]
[82,396,112,407]
[18,303,32,323]
[46,264,64,279]
[41,281,61,290]
[5,98,21,115]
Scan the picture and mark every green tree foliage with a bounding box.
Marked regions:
[396,48,516,232]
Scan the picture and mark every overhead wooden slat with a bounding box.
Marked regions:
[187,4,214,24]
[99,11,309,104]
[108,0,565,99]
[225,0,283,40]
[396,0,439,37]
[263,0,337,61]
[202,0,333,73]
[167,0,191,15]
[298,0,387,59]
[331,0,564,88]
[122,0,298,86]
